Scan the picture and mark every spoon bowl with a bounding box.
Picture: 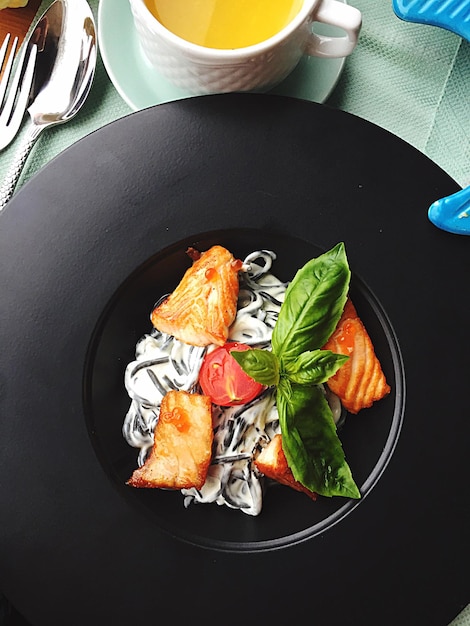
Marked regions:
[0,0,97,212]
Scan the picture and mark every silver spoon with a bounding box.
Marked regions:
[0,0,97,212]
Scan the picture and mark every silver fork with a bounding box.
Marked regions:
[0,33,37,152]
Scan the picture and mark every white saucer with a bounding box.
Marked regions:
[98,0,347,111]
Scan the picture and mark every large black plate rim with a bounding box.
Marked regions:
[0,93,468,626]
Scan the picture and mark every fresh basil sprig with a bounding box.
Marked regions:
[231,242,361,499]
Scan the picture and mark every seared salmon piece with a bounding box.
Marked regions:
[255,434,317,500]
[127,390,213,490]
[150,245,243,347]
[323,299,390,414]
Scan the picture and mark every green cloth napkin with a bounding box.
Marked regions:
[328,0,470,189]
[0,0,468,623]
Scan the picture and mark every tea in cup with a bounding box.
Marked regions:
[144,0,305,49]
[129,0,362,95]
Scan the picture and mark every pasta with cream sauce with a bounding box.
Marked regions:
[123,250,341,515]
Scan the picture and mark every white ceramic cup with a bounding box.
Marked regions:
[128,0,362,95]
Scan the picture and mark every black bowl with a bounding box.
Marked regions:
[84,227,404,551]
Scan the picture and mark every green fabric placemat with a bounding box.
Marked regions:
[328,0,470,188]
[1,0,470,192]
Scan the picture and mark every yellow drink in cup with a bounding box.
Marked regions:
[144,0,304,49]
[130,0,362,95]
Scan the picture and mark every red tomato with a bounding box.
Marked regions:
[199,342,264,406]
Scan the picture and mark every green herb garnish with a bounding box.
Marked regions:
[231,242,361,499]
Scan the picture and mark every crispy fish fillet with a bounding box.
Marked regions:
[255,434,317,500]
[323,299,390,414]
[127,390,213,490]
[150,245,243,347]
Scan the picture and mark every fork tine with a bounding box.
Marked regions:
[0,39,37,152]
[0,34,19,107]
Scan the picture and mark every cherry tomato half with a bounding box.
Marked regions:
[199,342,265,406]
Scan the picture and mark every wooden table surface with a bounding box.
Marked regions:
[0,0,42,76]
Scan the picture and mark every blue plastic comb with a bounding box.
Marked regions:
[393,0,470,41]
[393,0,470,235]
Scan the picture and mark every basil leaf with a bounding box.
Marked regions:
[232,244,361,501]
[282,350,349,386]
[276,381,360,499]
[230,348,280,387]
[271,242,350,361]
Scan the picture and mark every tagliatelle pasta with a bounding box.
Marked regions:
[123,249,346,515]
[124,251,285,515]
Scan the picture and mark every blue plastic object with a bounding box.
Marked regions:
[393,0,470,234]
[392,0,470,41]
[428,185,470,235]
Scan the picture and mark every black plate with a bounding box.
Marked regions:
[0,94,468,626]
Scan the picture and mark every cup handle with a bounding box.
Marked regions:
[305,0,362,58]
